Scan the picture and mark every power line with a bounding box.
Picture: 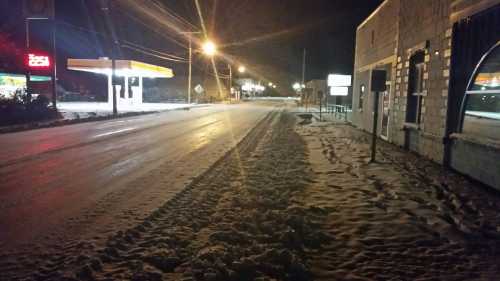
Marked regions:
[116,6,188,49]
[121,44,187,63]
[123,40,186,61]
[150,0,198,31]
[56,20,185,61]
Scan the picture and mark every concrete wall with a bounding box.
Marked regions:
[354,0,400,68]
[392,0,451,162]
[352,0,399,130]
[450,137,500,190]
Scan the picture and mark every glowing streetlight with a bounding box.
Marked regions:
[268,82,273,87]
[202,40,217,56]
[238,65,246,73]
[293,82,301,90]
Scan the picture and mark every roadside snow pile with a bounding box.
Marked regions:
[58,102,199,120]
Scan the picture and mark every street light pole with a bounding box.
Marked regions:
[180,31,201,104]
[228,64,232,101]
[302,48,306,85]
[188,36,192,104]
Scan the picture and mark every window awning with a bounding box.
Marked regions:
[67,58,174,78]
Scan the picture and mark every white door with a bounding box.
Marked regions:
[380,83,391,140]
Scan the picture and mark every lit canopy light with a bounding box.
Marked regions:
[330,86,349,96]
[67,58,174,107]
[242,83,253,91]
[27,53,51,69]
[67,59,174,78]
[238,66,246,73]
[328,74,352,87]
[292,82,301,90]
[268,82,273,87]
[201,40,217,57]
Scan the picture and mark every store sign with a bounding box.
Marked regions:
[27,53,51,69]
[328,74,351,87]
[330,86,349,96]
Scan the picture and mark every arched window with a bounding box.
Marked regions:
[461,41,500,140]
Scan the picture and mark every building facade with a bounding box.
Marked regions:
[352,0,500,189]
[305,79,327,105]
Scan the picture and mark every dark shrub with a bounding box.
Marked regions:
[0,89,58,126]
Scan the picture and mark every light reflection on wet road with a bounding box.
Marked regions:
[0,103,274,250]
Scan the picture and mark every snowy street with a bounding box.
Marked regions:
[1,105,500,280]
[0,103,275,278]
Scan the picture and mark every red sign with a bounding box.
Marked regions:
[27,53,51,68]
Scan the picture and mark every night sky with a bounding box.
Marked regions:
[0,0,383,93]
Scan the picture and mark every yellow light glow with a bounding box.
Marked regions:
[238,66,246,73]
[202,40,217,56]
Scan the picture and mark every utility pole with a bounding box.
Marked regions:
[25,19,31,105]
[51,18,57,110]
[111,50,117,115]
[188,36,192,104]
[228,64,232,102]
[101,0,117,115]
[302,48,306,85]
[180,31,201,104]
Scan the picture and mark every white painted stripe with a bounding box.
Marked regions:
[92,127,137,138]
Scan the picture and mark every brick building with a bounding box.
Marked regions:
[352,0,500,190]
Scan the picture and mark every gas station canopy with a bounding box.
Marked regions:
[67,58,174,78]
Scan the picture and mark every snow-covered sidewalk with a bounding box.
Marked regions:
[298,121,500,280]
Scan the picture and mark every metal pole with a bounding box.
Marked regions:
[319,94,322,122]
[188,36,192,104]
[371,91,380,162]
[302,48,306,85]
[51,19,57,110]
[25,19,31,105]
[101,0,118,115]
[228,64,232,102]
[111,54,117,115]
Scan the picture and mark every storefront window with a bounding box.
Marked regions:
[462,42,500,140]
[406,51,425,124]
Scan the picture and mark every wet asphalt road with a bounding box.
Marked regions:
[0,103,274,252]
